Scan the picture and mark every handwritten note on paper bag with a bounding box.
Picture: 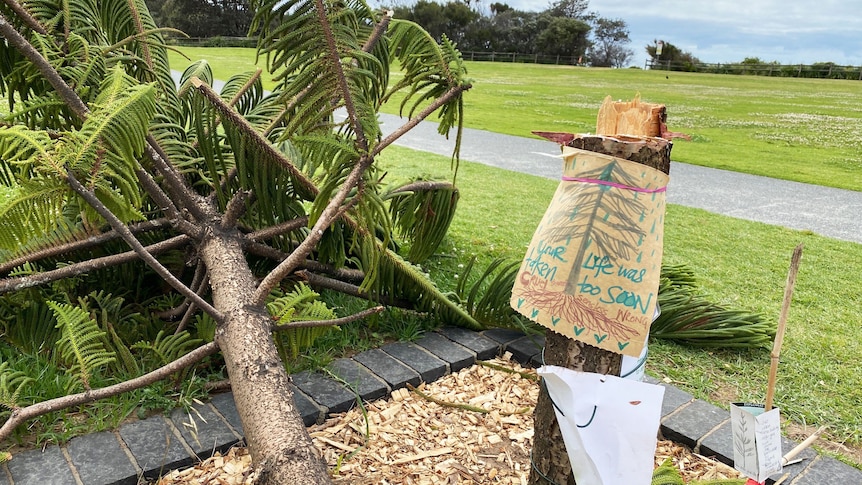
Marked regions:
[537,365,665,485]
[731,403,783,482]
[511,146,669,357]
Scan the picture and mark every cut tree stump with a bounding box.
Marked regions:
[528,97,673,485]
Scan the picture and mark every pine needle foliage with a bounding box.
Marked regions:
[49,300,117,391]
[454,257,527,330]
[652,265,773,349]
[386,180,459,264]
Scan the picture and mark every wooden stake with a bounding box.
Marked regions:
[782,425,826,465]
[765,243,804,411]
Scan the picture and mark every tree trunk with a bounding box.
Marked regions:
[528,134,671,485]
[200,227,332,485]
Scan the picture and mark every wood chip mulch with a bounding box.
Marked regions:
[156,354,744,484]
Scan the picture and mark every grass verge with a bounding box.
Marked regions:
[377,145,862,451]
[168,47,862,192]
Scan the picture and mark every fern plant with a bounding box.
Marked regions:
[267,284,338,361]
[652,458,746,485]
[131,330,203,384]
[0,361,34,412]
[49,300,117,391]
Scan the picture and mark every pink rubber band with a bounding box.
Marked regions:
[562,176,667,193]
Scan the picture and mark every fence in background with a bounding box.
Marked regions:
[644,59,862,80]
[169,38,862,81]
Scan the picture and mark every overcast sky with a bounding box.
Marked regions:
[502,0,862,67]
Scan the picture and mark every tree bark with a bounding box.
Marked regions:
[528,134,671,485]
[200,227,332,485]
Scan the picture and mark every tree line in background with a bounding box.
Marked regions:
[389,0,634,67]
[144,0,635,67]
[143,0,859,77]
[647,41,862,80]
[145,0,253,38]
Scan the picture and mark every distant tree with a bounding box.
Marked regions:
[409,0,448,40]
[488,9,541,52]
[588,17,632,67]
[646,40,701,71]
[443,1,480,43]
[147,0,252,37]
[397,1,477,43]
[489,2,511,14]
[536,16,590,60]
[546,0,589,19]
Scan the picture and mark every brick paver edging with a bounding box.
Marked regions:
[3,328,860,484]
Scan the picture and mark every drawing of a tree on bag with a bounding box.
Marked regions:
[511,146,668,356]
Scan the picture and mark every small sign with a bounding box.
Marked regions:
[731,403,783,482]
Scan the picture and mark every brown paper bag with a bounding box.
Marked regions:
[511,145,669,357]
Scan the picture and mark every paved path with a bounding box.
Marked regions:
[180,71,862,244]
[375,112,862,245]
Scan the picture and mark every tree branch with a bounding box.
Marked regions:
[135,166,182,221]
[0,219,173,275]
[143,135,210,222]
[155,261,206,321]
[0,13,88,118]
[246,216,310,242]
[221,189,252,229]
[389,180,456,195]
[189,77,320,199]
[315,0,368,153]
[361,10,393,53]
[373,83,471,157]
[176,269,210,334]
[0,235,190,295]
[297,270,413,309]
[0,342,219,443]
[1,0,47,35]
[272,305,384,332]
[65,170,223,321]
[252,152,374,304]
[243,241,364,283]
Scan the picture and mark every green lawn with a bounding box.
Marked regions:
[0,47,821,462]
[377,145,862,453]
[168,47,862,192]
[165,47,862,458]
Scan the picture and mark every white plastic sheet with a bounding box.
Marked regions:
[537,365,665,485]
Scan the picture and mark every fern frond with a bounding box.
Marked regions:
[98,0,182,115]
[61,65,157,223]
[132,330,204,368]
[50,300,117,390]
[0,178,73,257]
[385,22,469,137]
[82,291,140,375]
[251,0,385,141]
[0,362,34,411]
[651,458,685,485]
[267,284,338,359]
